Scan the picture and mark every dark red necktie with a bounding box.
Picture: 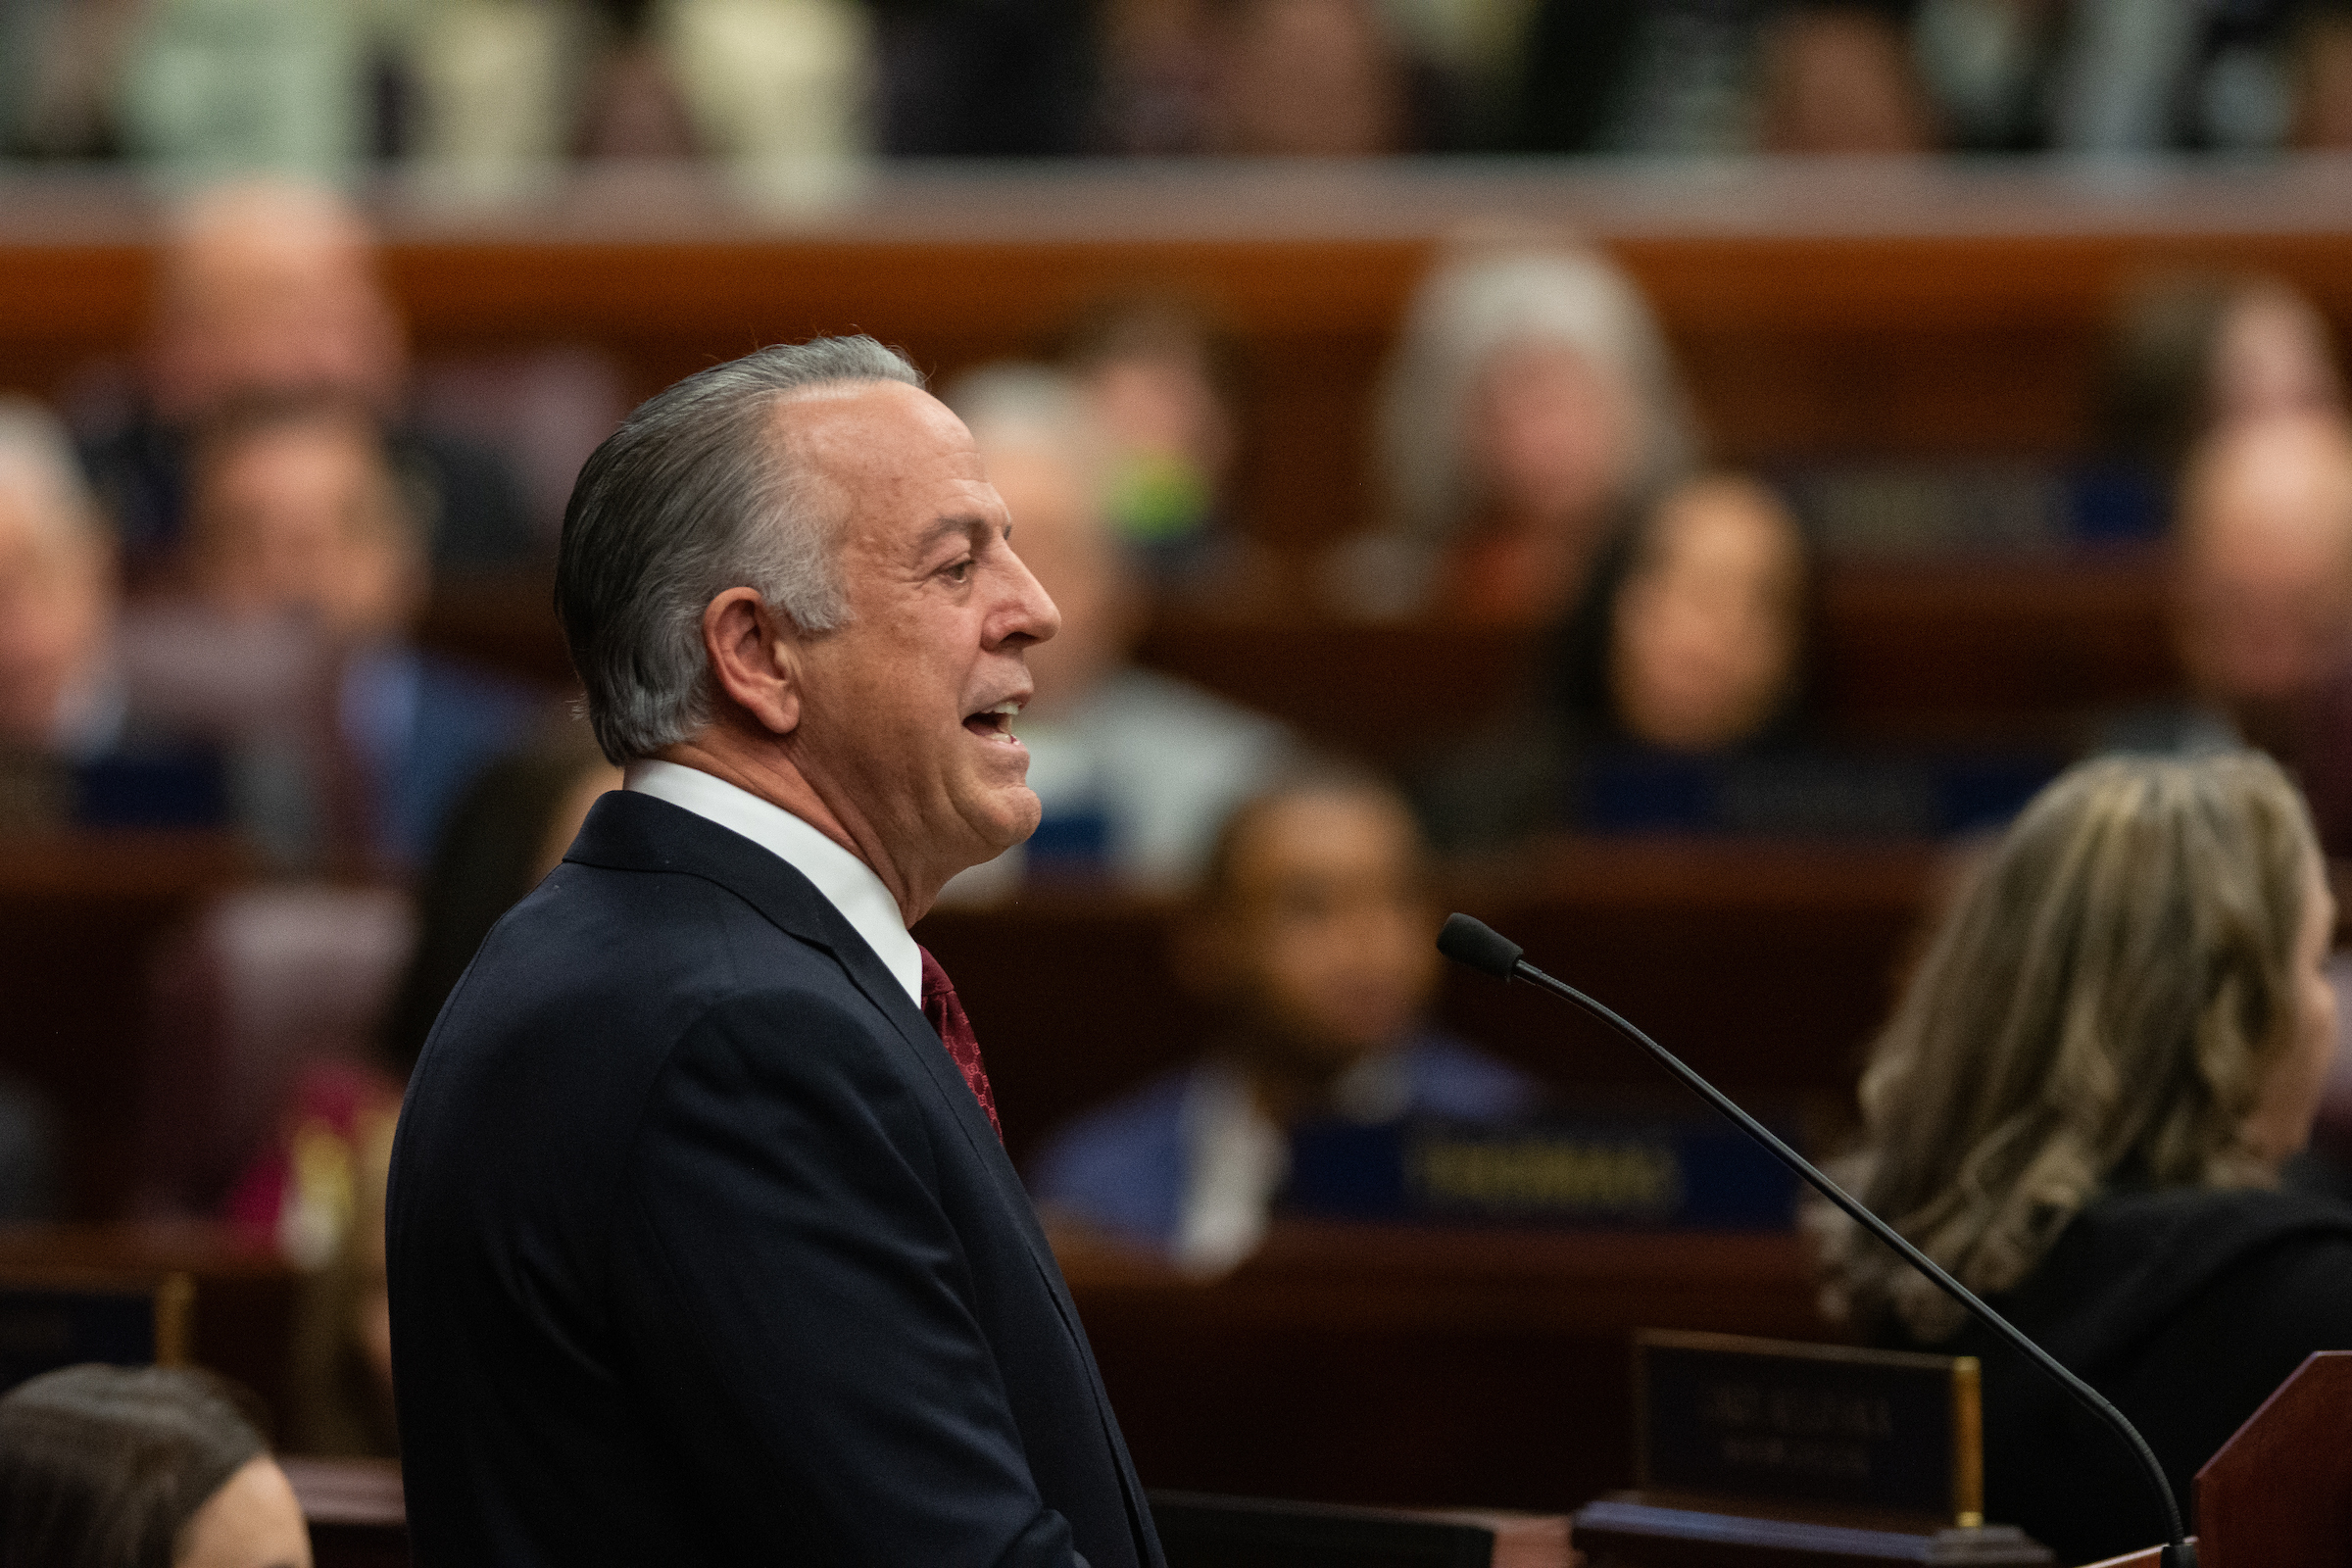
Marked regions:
[919,947,1002,1142]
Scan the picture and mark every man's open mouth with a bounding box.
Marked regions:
[963,700,1023,742]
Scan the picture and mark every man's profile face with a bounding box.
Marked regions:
[781,382,1060,880]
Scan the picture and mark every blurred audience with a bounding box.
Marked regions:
[1330,244,1698,624]
[1812,753,2351,1563]
[944,364,1294,894]
[2099,271,2344,490]
[78,178,533,583]
[1511,0,1932,155]
[1958,0,2324,154]
[17,0,2352,162]
[0,1364,312,1568]
[1029,769,1539,1273]
[1419,472,1816,850]
[380,731,620,1076]
[1052,296,1242,590]
[181,396,548,870]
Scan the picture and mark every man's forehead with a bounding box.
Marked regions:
[772,382,995,541]
[774,380,973,460]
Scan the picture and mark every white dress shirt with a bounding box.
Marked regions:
[624,759,923,1007]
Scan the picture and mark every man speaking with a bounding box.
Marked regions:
[387,338,1163,1567]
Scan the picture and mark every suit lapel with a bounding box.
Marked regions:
[567,796,1096,1316]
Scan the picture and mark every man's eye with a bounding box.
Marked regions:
[942,559,974,584]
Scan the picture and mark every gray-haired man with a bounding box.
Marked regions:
[387,339,1162,1566]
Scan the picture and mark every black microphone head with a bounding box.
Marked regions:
[1438,913,1523,979]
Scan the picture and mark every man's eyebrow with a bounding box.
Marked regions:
[915,514,987,554]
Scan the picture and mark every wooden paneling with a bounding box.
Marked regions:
[0,1223,300,1424]
[1059,1222,1829,1511]
[0,835,246,1220]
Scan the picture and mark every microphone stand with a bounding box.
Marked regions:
[1438,913,2198,1568]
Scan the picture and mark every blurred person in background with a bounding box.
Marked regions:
[1053,296,1243,591]
[1329,244,1699,624]
[0,1364,311,1568]
[1511,0,1932,155]
[1418,472,1815,850]
[1029,769,1538,1274]
[0,396,231,838]
[182,397,548,870]
[1811,753,2352,1563]
[1204,0,1416,154]
[1560,473,1814,759]
[2099,271,2343,493]
[943,364,1294,894]
[1093,0,1451,155]
[2103,411,2352,855]
[0,398,128,773]
[79,178,533,583]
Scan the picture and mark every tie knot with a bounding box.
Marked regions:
[919,947,954,1010]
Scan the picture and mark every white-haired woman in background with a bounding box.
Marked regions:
[1328,243,1700,624]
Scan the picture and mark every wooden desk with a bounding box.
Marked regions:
[12,161,2352,549]
[0,834,246,1218]
[1059,1221,1830,1512]
[0,1223,302,1426]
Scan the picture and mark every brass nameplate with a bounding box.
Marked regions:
[1635,1329,1983,1526]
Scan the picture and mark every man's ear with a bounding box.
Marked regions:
[701,587,803,736]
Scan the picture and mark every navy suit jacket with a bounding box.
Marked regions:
[388,790,1162,1567]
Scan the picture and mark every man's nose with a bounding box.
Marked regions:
[999,550,1061,646]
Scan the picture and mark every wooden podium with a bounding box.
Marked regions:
[2196,1350,2352,1568]
[2068,1350,2351,1568]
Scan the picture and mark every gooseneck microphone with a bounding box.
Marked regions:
[1437,912,2199,1568]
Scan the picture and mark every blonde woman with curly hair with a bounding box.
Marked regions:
[1813,753,2352,1564]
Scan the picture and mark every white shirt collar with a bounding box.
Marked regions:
[623,759,923,1007]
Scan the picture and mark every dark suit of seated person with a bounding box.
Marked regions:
[1030,770,1539,1274]
[390,339,1158,1566]
[1811,753,2352,1565]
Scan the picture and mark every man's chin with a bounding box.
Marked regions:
[963,784,1043,862]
